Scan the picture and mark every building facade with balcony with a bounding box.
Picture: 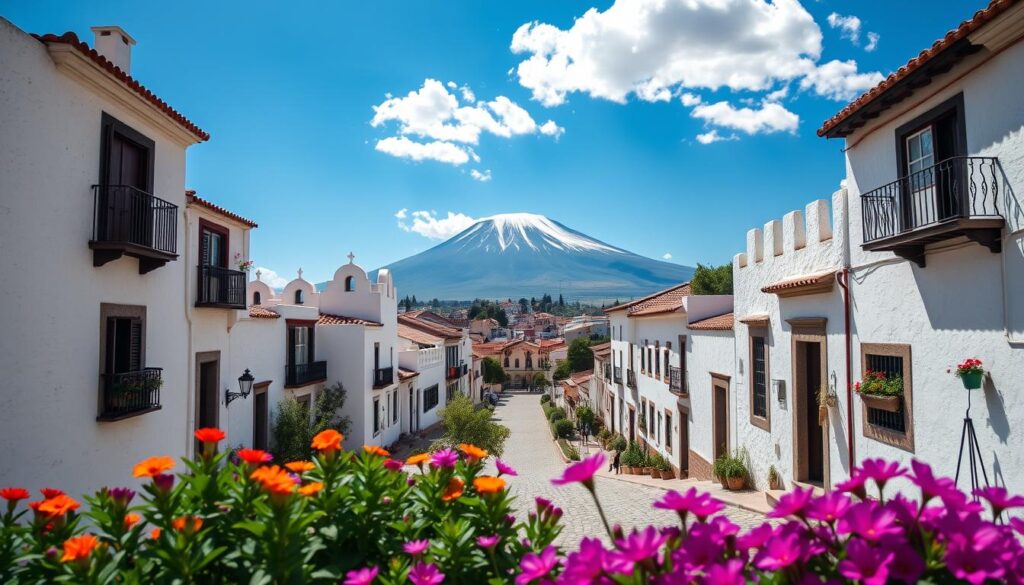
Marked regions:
[398,324,447,434]
[399,310,473,404]
[0,21,213,496]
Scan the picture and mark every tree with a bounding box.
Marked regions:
[691,263,733,295]
[576,405,596,439]
[558,294,564,306]
[532,372,551,391]
[518,298,529,313]
[271,382,352,462]
[567,337,594,373]
[481,357,507,385]
[432,395,511,456]
[553,359,571,381]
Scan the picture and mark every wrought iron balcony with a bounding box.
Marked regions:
[285,361,327,387]
[626,369,637,390]
[196,265,247,309]
[90,185,178,273]
[374,366,394,388]
[98,368,162,421]
[860,157,1005,266]
[613,366,623,384]
[669,365,686,395]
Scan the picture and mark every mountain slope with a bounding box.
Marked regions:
[366,213,693,301]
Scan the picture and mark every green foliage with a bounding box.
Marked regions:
[610,434,628,452]
[547,408,566,423]
[271,383,351,463]
[566,338,594,373]
[596,428,612,447]
[481,356,508,385]
[620,442,644,467]
[649,453,671,472]
[691,262,734,295]
[552,359,572,381]
[468,299,508,327]
[532,372,551,389]
[431,395,511,456]
[575,405,596,435]
[856,370,904,397]
[540,394,551,404]
[557,438,580,461]
[713,450,748,479]
[552,419,574,439]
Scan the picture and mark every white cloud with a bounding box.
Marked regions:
[470,169,492,182]
[662,252,673,260]
[765,85,790,102]
[827,12,861,44]
[371,78,562,169]
[799,59,884,101]
[395,208,408,219]
[865,32,879,52]
[396,210,477,240]
[691,101,799,135]
[255,267,289,289]
[679,92,703,107]
[695,129,739,144]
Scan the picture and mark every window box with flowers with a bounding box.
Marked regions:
[855,369,904,413]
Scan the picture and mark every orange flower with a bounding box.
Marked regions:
[311,429,343,453]
[298,482,324,497]
[459,443,488,462]
[37,495,80,518]
[172,515,203,534]
[132,456,175,478]
[237,449,273,465]
[285,461,316,473]
[251,465,297,496]
[150,528,162,540]
[473,475,506,495]
[441,477,465,502]
[406,453,429,467]
[61,534,98,563]
[40,487,65,500]
[363,445,390,457]
[123,512,141,528]
[193,427,226,443]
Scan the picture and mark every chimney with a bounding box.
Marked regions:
[90,26,136,74]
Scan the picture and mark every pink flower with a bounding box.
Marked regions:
[944,523,1006,584]
[152,474,175,493]
[614,526,668,562]
[858,458,906,492]
[735,523,773,552]
[343,565,378,585]
[516,546,558,584]
[383,458,404,472]
[753,529,807,571]
[835,474,868,500]
[551,452,605,489]
[653,487,724,521]
[806,491,852,524]
[108,487,135,506]
[836,502,902,542]
[496,459,518,477]
[476,534,499,549]
[910,460,959,504]
[837,538,893,585]
[975,486,1024,518]
[703,558,745,585]
[430,448,459,469]
[408,562,445,585]
[559,537,606,584]
[403,539,429,556]
[766,486,815,519]
[886,542,926,584]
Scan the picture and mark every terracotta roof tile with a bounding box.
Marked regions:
[186,191,258,228]
[318,312,383,327]
[761,270,835,296]
[248,306,280,319]
[627,283,692,317]
[398,323,444,345]
[688,312,734,331]
[398,313,462,341]
[397,368,419,381]
[604,282,691,315]
[33,32,209,142]
[818,0,1019,138]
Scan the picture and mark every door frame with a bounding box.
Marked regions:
[711,372,731,461]
[194,351,221,457]
[788,318,830,490]
[252,381,271,450]
[677,403,690,478]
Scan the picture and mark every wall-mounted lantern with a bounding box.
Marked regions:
[226,369,255,405]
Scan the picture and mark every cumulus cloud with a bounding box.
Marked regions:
[827,12,879,52]
[695,129,738,145]
[679,93,703,107]
[691,101,799,135]
[255,267,289,289]
[865,32,879,52]
[799,59,884,101]
[662,252,673,260]
[396,210,478,240]
[470,169,492,182]
[371,79,562,169]
[395,208,408,219]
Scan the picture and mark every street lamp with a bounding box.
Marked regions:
[226,369,255,405]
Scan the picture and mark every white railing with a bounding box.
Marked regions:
[418,347,444,370]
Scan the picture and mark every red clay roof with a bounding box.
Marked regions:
[761,270,835,295]
[398,313,463,341]
[818,0,1019,138]
[318,312,383,327]
[33,32,209,142]
[186,191,258,228]
[248,306,280,319]
[398,323,444,345]
[397,368,419,381]
[604,282,691,316]
[688,312,734,331]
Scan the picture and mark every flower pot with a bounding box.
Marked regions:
[624,466,636,474]
[642,467,653,475]
[860,393,900,413]
[650,468,660,479]
[726,476,745,491]
[660,469,675,480]
[961,371,983,390]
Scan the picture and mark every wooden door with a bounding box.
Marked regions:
[253,387,269,450]
[713,383,728,461]
[679,406,690,478]
[196,358,219,454]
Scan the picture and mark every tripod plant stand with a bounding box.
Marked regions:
[954,384,990,498]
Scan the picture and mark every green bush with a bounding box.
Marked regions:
[557,438,580,461]
[548,408,566,422]
[610,434,628,452]
[271,383,351,462]
[431,395,511,456]
[620,442,643,467]
[596,428,612,447]
[553,419,574,439]
[540,394,551,404]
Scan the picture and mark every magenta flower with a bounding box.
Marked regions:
[343,565,379,585]
[614,526,668,562]
[735,523,773,552]
[835,473,868,499]
[975,486,1024,518]
[886,542,926,584]
[753,530,807,571]
[551,452,605,489]
[944,524,1006,584]
[383,458,404,472]
[108,487,135,505]
[430,448,459,469]
[559,537,606,584]
[858,458,906,493]
[496,459,518,477]
[653,487,724,521]
[806,491,852,524]
[516,546,558,584]
[476,534,499,549]
[535,497,553,512]
[909,460,959,505]
[837,538,893,585]
[766,486,815,519]
[836,502,902,542]
[403,539,429,556]
[703,558,746,585]
[408,562,445,585]
[152,473,175,493]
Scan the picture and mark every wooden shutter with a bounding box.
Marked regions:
[129,318,143,372]
[287,327,296,367]
[679,335,687,392]
[200,229,211,266]
[104,317,117,375]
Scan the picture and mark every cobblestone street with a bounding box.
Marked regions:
[485,394,766,547]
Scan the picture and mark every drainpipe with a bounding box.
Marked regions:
[183,210,195,458]
[836,268,854,473]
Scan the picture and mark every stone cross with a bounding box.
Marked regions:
[297,268,303,279]
[347,252,355,264]
[255,269,262,282]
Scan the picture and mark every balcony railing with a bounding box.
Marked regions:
[613,366,623,384]
[447,363,467,380]
[285,361,327,387]
[196,265,247,309]
[669,365,686,395]
[90,185,178,273]
[627,369,637,390]
[860,157,1005,264]
[374,366,394,388]
[98,368,162,421]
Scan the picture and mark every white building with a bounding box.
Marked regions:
[398,323,447,433]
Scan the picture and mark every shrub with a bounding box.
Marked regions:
[548,408,566,423]
[620,442,643,467]
[271,383,352,462]
[610,434,628,452]
[540,394,551,404]
[596,428,612,447]
[431,395,511,456]
[553,419,574,439]
[557,439,580,461]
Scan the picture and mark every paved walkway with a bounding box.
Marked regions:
[483,394,767,547]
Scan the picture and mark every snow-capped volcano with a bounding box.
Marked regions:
[367,214,693,302]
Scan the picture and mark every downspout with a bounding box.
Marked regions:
[836,269,854,473]
[183,209,195,458]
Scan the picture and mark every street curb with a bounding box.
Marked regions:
[596,470,770,517]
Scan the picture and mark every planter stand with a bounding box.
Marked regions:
[955,386,990,499]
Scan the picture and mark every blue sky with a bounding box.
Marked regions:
[7,1,981,286]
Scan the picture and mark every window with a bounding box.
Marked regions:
[292,326,310,366]
[648,347,653,375]
[905,127,935,190]
[392,390,399,424]
[860,343,914,452]
[423,385,439,411]
[640,342,646,372]
[253,291,261,305]
[657,412,662,444]
[345,275,355,292]
[894,93,966,225]
[654,341,660,377]
[665,411,673,453]
[649,403,655,440]
[373,397,381,435]
[295,289,304,304]
[664,343,670,380]
[504,356,510,367]
[749,332,769,430]
[515,358,520,368]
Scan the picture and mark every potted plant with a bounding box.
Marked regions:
[658,457,675,480]
[712,455,729,488]
[648,454,663,478]
[724,457,747,491]
[952,358,985,390]
[767,465,781,490]
[854,370,904,412]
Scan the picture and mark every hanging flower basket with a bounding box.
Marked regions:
[952,359,985,390]
[860,393,900,413]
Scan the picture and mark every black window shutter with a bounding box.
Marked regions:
[287,327,296,367]
[308,327,315,364]
[129,318,143,372]
[201,229,211,266]
[104,317,117,375]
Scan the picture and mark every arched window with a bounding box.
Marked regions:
[514,358,520,368]
[504,356,510,367]
[295,289,304,305]
[345,276,355,292]
[253,291,261,305]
